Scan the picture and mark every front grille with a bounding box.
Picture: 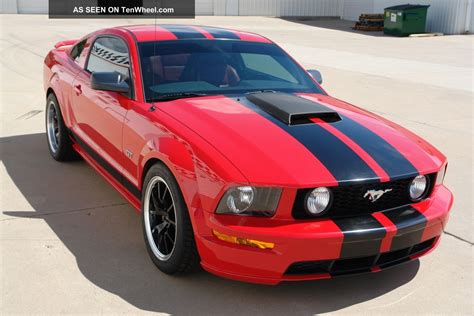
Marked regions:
[292,174,436,219]
[285,237,436,276]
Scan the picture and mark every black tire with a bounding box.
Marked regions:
[142,163,199,275]
[45,93,77,161]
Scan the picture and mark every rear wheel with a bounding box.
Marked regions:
[45,93,77,161]
[142,163,199,274]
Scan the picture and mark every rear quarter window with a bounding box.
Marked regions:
[70,39,87,63]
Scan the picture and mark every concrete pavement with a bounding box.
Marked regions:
[1,15,473,315]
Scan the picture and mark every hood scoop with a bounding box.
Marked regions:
[246,92,341,125]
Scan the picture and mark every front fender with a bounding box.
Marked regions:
[138,133,246,215]
[123,104,248,216]
[138,136,197,208]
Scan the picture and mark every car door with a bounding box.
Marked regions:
[71,35,134,176]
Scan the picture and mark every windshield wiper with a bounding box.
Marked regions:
[149,92,208,102]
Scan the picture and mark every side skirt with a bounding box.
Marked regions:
[70,134,142,211]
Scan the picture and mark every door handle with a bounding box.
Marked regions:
[74,84,82,95]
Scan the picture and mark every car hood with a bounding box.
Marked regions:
[156,93,444,187]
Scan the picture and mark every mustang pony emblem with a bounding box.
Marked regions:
[364,189,393,202]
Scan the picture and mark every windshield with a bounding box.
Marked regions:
[138,40,323,102]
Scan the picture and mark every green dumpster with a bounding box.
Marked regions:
[384,4,430,36]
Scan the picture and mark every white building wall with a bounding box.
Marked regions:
[237,0,342,17]
[196,0,214,15]
[8,0,344,17]
[2,0,471,34]
[0,0,18,13]
[17,0,48,14]
[342,0,373,21]
[470,0,474,33]
[213,0,227,15]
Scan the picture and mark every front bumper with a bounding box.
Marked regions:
[195,185,453,285]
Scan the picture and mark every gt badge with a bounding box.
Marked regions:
[364,189,392,203]
[126,149,133,159]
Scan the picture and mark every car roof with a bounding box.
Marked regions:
[118,24,272,43]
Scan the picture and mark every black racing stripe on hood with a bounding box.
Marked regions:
[383,206,427,251]
[331,115,419,180]
[160,25,206,39]
[237,96,379,184]
[201,27,240,39]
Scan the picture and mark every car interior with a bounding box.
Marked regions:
[142,53,241,89]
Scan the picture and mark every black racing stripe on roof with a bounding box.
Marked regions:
[237,96,379,184]
[160,25,206,39]
[201,27,240,39]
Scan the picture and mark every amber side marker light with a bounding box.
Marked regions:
[212,230,274,250]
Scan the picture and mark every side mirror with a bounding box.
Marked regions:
[91,71,130,93]
[307,69,323,84]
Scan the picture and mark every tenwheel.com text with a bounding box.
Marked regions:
[72,6,175,14]
[49,0,195,18]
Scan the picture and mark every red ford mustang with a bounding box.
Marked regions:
[43,24,453,285]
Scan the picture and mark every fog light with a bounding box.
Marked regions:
[410,175,428,201]
[212,230,274,249]
[306,187,331,215]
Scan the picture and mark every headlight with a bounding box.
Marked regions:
[436,165,447,185]
[409,175,428,201]
[226,186,255,214]
[216,186,282,216]
[306,187,332,215]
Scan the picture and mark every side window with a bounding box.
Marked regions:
[70,39,87,63]
[241,53,297,83]
[86,37,131,79]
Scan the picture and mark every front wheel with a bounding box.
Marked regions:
[142,163,199,274]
